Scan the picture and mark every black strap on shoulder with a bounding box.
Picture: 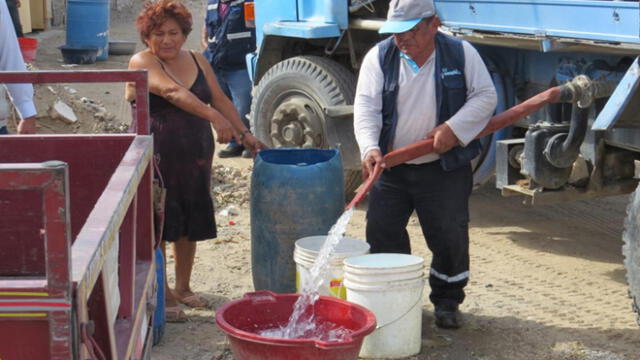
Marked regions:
[189,50,204,75]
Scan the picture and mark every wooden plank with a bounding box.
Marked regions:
[29,0,46,30]
[18,0,32,34]
[118,200,136,318]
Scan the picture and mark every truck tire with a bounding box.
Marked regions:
[623,183,640,325]
[251,56,361,197]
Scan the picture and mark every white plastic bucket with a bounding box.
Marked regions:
[343,253,425,359]
[294,235,370,299]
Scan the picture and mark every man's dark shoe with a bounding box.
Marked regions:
[434,304,461,329]
[218,144,245,158]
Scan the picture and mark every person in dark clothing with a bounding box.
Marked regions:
[6,0,23,37]
[353,0,497,329]
[202,0,256,158]
[126,0,265,322]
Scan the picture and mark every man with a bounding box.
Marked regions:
[0,0,36,134]
[202,0,255,158]
[353,0,497,329]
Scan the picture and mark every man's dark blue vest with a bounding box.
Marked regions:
[204,0,256,71]
[377,32,482,171]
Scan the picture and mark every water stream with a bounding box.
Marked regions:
[258,208,355,341]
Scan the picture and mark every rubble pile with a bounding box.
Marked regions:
[30,83,129,134]
[211,164,252,209]
[4,63,130,134]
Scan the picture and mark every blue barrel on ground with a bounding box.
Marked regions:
[66,0,109,60]
[153,248,165,345]
[251,149,345,293]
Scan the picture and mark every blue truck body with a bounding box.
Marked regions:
[248,0,640,324]
[249,0,640,189]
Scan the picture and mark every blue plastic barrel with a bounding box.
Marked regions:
[66,0,109,60]
[152,248,165,345]
[251,149,345,293]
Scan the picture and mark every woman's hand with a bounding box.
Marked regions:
[211,117,235,143]
[240,133,268,157]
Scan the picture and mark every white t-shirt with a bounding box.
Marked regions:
[354,36,497,164]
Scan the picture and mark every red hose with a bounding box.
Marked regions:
[346,163,382,210]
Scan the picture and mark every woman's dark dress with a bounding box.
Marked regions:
[149,54,217,242]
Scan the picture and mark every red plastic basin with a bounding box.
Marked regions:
[18,37,38,63]
[215,291,376,360]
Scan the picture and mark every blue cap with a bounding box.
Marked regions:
[379,0,436,34]
[379,18,423,34]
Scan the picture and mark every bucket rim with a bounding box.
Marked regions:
[295,252,368,265]
[215,290,377,349]
[294,254,349,267]
[295,236,370,256]
[256,148,340,167]
[18,37,38,45]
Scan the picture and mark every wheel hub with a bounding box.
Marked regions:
[282,123,304,144]
[270,96,323,148]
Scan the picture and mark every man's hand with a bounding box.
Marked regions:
[361,149,385,181]
[17,116,36,134]
[426,123,459,154]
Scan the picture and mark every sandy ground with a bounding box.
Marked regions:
[17,2,640,359]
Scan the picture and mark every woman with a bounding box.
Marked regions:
[126,0,265,322]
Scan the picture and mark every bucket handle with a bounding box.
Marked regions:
[375,293,423,330]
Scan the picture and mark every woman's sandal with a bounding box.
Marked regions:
[165,305,188,323]
[177,293,209,308]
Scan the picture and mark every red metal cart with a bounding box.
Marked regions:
[0,70,155,359]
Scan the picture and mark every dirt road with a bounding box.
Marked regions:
[150,155,638,360]
[23,3,638,359]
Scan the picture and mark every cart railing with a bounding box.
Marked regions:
[0,70,155,360]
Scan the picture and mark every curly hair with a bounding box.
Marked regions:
[136,0,193,44]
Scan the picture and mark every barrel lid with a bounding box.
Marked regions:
[343,253,424,269]
[295,236,370,257]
